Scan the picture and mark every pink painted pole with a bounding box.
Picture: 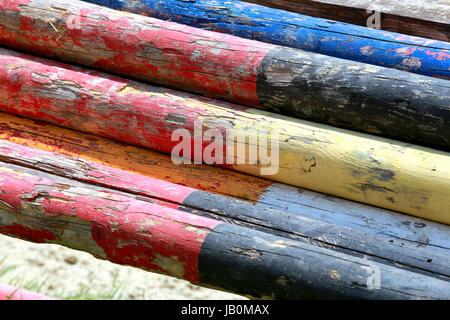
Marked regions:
[0,283,56,300]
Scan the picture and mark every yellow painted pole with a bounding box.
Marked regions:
[1,48,448,224]
[201,106,450,225]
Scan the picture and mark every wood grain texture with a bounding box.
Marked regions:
[0,0,272,107]
[1,162,449,299]
[243,0,450,41]
[1,1,449,149]
[81,0,450,79]
[0,49,449,224]
[258,183,450,255]
[0,161,222,283]
[2,137,449,280]
[257,47,450,149]
[0,112,272,202]
[198,223,450,299]
[1,112,448,255]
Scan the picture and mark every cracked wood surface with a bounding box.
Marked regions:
[0,0,271,107]
[0,49,449,224]
[243,0,449,41]
[0,161,449,299]
[0,161,221,283]
[0,0,449,149]
[1,138,449,280]
[80,0,450,79]
[1,112,448,255]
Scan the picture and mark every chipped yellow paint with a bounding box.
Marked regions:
[329,270,341,280]
[184,225,210,236]
[140,219,161,227]
[231,247,261,260]
[1,90,450,224]
[225,108,450,225]
[277,276,288,286]
[254,237,298,249]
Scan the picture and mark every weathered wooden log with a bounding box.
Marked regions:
[2,112,449,255]
[80,0,450,79]
[2,138,450,280]
[1,1,450,149]
[1,48,450,224]
[243,0,450,42]
[0,283,55,300]
[1,162,450,299]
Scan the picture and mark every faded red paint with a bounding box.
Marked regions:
[0,224,57,243]
[0,139,197,205]
[0,283,56,300]
[394,34,438,45]
[425,50,450,61]
[0,0,274,107]
[0,0,30,11]
[0,112,274,202]
[0,166,222,281]
[0,48,251,165]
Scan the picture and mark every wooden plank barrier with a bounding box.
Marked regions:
[0,49,449,225]
[1,112,449,256]
[79,0,450,79]
[243,0,450,42]
[1,161,450,299]
[2,137,450,280]
[0,1,450,149]
[0,283,55,300]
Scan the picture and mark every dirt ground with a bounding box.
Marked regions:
[0,234,245,300]
[0,0,446,300]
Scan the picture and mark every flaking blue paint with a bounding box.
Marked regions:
[83,0,450,79]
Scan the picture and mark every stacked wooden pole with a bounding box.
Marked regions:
[1,113,448,256]
[1,142,450,299]
[1,112,449,255]
[0,0,448,299]
[0,48,449,224]
[0,0,449,149]
[81,0,450,79]
[2,117,450,280]
[243,0,449,41]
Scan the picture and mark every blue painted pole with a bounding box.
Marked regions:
[83,0,450,80]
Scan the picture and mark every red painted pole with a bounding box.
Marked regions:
[1,137,449,279]
[0,163,449,299]
[1,112,448,257]
[0,48,450,225]
[0,164,221,283]
[0,0,449,150]
[243,0,449,41]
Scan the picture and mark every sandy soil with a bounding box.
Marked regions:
[0,234,245,300]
